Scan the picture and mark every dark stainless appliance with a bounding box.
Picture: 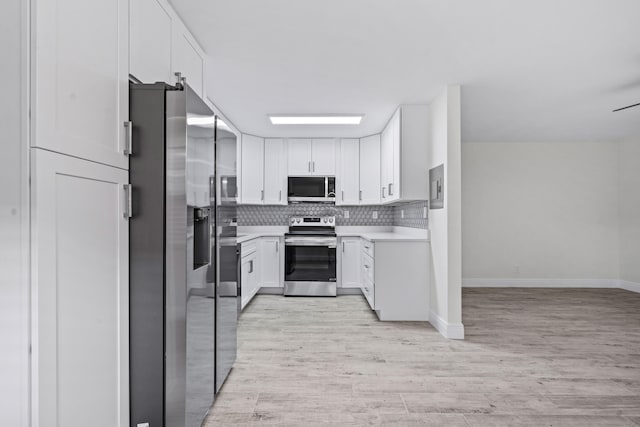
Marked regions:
[129,82,238,427]
[284,216,337,296]
[288,176,336,203]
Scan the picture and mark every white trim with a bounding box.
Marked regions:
[429,311,465,340]
[618,280,640,293]
[462,278,640,293]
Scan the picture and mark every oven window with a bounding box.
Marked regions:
[288,177,326,198]
[285,245,337,282]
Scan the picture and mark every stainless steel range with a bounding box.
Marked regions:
[284,216,337,296]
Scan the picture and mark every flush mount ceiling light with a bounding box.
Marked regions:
[269,114,364,125]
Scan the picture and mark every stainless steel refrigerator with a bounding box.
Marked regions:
[129,82,239,427]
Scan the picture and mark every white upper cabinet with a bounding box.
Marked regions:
[359,134,381,205]
[311,139,336,175]
[380,116,395,202]
[263,139,287,205]
[240,136,287,205]
[379,106,429,203]
[337,139,360,205]
[287,139,313,175]
[240,135,265,204]
[172,21,204,98]
[287,139,336,176]
[33,0,129,169]
[130,0,172,84]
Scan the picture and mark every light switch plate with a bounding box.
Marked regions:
[401,210,404,218]
[343,210,349,219]
[372,211,378,219]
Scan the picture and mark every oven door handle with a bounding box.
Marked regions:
[284,238,337,247]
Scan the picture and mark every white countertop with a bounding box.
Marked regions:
[236,226,429,243]
[337,226,429,242]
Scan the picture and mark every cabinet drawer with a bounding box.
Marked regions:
[361,239,374,258]
[362,254,374,284]
[241,240,258,258]
[362,275,375,310]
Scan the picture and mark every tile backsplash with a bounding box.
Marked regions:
[238,200,428,229]
[392,200,428,229]
[238,204,394,226]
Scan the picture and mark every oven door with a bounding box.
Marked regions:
[284,237,337,296]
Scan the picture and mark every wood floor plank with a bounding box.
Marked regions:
[204,288,640,426]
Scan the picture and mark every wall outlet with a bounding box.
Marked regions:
[372,211,378,219]
[401,210,404,219]
[343,210,349,219]
[423,207,428,218]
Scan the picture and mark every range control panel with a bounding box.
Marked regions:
[289,216,335,227]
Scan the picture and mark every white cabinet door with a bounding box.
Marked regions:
[337,139,359,205]
[340,237,361,288]
[359,134,381,205]
[34,0,129,169]
[32,149,129,427]
[287,139,313,175]
[263,139,286,205]
[260,237,282,287]
[241,256,252,310]
[311,139,336,175]
[240,134,264,204]
[388,110,401,202]
[130,0,172,84]
[380,120,394,202]
[172,22,204,97]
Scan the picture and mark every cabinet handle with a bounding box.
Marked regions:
[308,161,311,172]
[388,183,393,196]
[312,161,315,172]
[342,241,345,252]
[276,241,279,252]
[249,260,254,273]
[279,190,282,201]
[359,190,362,201]
[261,190,264,201]
[123,184,132,219]
[342,190,344,201]
[382,187,386,198]
[123,121,132,156]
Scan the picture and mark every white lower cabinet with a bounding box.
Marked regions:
[31,149,129,427]
[240,241,259,310]
[340,237,361,288]
[260,237,282,287]
[364,240,430,321]
[361,240,375,309]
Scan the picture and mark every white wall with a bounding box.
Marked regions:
[427,85,464,339]
[462,142,620,284]
[0,0,30,425]
[618,139,640,286]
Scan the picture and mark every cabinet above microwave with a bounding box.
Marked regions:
[288,176,335,203]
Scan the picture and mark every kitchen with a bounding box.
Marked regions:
[3,1,640,426]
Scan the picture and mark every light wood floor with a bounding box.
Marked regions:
[204,288,640,426]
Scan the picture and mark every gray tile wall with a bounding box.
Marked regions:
[392,200,428,229]
[238,200,428,229]
[238,204,394,226]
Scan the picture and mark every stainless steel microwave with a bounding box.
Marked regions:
[288,176,335,203]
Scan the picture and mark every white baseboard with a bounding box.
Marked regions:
[462,278,639,293]
[618,280,640,293]
[429,311,465,340]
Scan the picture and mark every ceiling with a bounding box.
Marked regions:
[170,0,640,142]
